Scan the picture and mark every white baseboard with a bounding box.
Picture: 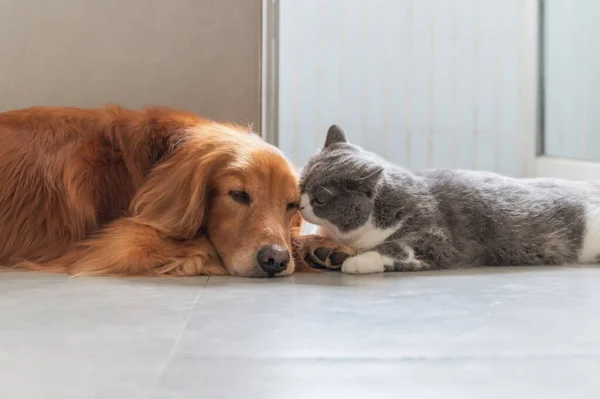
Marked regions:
[535,156,600,180]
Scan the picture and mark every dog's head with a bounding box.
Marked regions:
[131,121,301,277]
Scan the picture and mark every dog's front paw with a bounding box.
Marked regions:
[293,235,357,272]
[341,251,393,274]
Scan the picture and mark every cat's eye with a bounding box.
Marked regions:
[229,190,251,205]
[311,187,336,206]
[314,197,327,205]
[287,202,299,211]
[313,193,331,206]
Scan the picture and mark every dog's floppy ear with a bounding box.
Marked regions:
[130,144,228,239]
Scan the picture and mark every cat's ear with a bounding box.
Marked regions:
[361,168,384,190]
[324,124,348,148]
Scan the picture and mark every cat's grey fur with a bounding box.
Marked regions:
[299,125,600,272]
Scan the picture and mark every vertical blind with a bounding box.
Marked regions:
[278,0,528,177]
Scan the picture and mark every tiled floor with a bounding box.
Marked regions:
[1,266,599,399]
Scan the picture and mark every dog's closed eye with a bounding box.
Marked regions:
[229,190,251,205]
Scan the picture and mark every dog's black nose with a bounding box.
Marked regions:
[257,245,290,275]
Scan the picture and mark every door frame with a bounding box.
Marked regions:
[520,0,541,178]
[261,0,279,146]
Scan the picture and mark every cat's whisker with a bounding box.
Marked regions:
[357,167,385,181]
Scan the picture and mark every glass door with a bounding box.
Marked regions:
[536,0,600,179]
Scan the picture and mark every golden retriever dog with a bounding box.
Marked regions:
[0,106,353,277]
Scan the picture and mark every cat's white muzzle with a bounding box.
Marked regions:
[299,193,323,226]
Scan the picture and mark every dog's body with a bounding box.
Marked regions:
[0,106,334,277]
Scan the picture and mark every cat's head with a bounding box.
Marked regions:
[299,125,384,234]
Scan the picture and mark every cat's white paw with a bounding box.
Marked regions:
[341,251,394,274]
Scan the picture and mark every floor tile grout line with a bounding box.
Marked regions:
[167,353,600,362]
[202,275,211,289]
[148,275,210,398]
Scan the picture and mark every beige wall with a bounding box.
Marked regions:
[0,0,262,128]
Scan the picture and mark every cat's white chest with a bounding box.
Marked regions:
[332,216,399,251]
[300,194,399,251]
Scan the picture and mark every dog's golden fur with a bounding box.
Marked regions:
[0,106,337,277]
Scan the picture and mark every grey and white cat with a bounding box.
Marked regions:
[299,125,600,274]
